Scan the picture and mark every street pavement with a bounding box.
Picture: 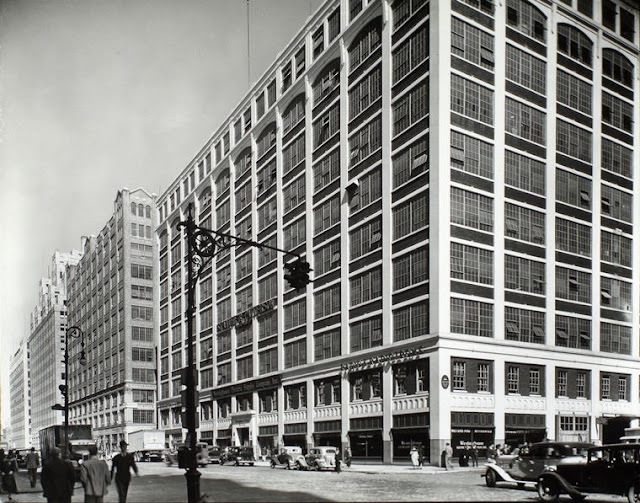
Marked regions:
[1,462,627,502]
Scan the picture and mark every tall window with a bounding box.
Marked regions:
[602,92,634,133]
[349,167,381,213]
[452,361,466,390]
[556,169,591,210]
[393,303,428,342]
[235,148,252,181]
[349,117,382,166]
[477,364,490,392]
[283,218,305,249]
[557,370,568,396]
[600,277,632,311]
[314,285,341,319]
[313,149,340,192]
[600,323,631,355]
[450,243,493,285]
[394,193,428,239]
[507,366,520,394]
[555,267,591,303]
[349,18,382,71]
[394,25,428,83]
[393,248,428,290]
[601,185,632,223]
[313,104,340,147]
[394,136,428,188]
[314,240,341,276]
[350,218,382,260]
[601,231,632,268]
[504,255,545,294]
[505,307,545,344]
[349,68,382,119]
[392,0,429,30]
[350,317,382,352]
[313,61,339,102]
[506,0,546,42]
[314,330,341,361]
[555,218,591,256]
[450,131,493,180]
[602,49,634,89]
[450,298,493,337]
[258,197,277,230]
[601,139,632,179]
[314,195,340,235]
[282,95,305,135]
[350,267,382,306]
[451,75,493,125]
[284,299,306,330]
[451,18,494,70]
[284,339,307,368]
[505,151,545,195]
[282,134,305,174]
[505,98,546,144]
[557,24,592,66]
[393,81,428,135]
[505,45,545,94]
[504,203,545,244]
[451,188,493,232]
[556,71,591,114]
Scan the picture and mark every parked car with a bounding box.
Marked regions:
[208,446,222,463]
[220,446,255,466]
[270,446,308,470]
[163,443,209,467]
[139,450,163,462]
[305,446,338,471]
[538,443,640,503]
[484,442,593,488]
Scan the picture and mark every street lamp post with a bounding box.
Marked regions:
[55,325,86,460]
[177,204,311,503]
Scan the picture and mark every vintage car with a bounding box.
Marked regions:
[139,450,163,462]
[270,446,308,470]
[484,442,592,488]
[538,443,640,503]
[305,446,338,471]
[208,445,222,464]
[220,446,255,466]
[163,442,210,467]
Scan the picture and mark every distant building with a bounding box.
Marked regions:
[66,188,158,453]
[29,250,82,448]
[9,338,30,448]
[157,0,640,463]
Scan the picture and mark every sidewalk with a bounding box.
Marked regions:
[254,459,485,474]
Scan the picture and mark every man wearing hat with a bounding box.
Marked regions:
[110,440,138,503]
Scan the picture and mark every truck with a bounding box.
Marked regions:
[39,425,97,479]
[128,429,165,462]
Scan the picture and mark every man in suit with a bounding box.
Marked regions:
[41,447,76,503]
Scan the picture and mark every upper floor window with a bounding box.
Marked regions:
[215,169,230,196]
[281,61,293,93]
[257,123,277,158]
[235,148,252,181]
[451,187,493,232]
[506,0,546,42]
[451,131,493,180]
[349,67,382,119]
[504,150,545,195]
[349,18,382,72]
[557,24,593,66]
[505,98,546,145]
[556,119,592,162]
[505,44,545,94]
[602,49,634,89]
[392,0,429,31]
[313,60,340,103]
[601,138,632,179]
[458,0,493,15]
[328,8,340,41]
[601,184,632,223]
[451,75,493,125]
[602,92,634,133]
[556,315,591,350]
[557,70,591,114]
[620,8,636,42]
[451,17,494,70]
[505,203,545,245]
[313,104,340,148]
[282,94,305,135]
[349,0,363,21]
[602,0,616,30]
[312,25,325,60]
[295,46,305,78]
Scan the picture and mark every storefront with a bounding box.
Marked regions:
[505,413,546,447]
[217,428,232,447]
[258,425,278,457]
[282,423,307,452]
[349,417,383,460]
[391,413,430,462]
[451,412,495,460]
[314,420,341,448]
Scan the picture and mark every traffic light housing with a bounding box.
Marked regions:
[180,367,199,430]
[284,258,312,291]
[59,384,67,397]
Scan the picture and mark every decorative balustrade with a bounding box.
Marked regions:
[554,398,591,413]
[258,412,278,424]
[449,393,495,409]
[284,409,307,422]
[313,405,341,419]
[392,392,429,413]
[503,395,546,412]
[216,417,231,429]
[349,399,383,417]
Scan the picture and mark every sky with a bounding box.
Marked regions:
[0,0,324,430]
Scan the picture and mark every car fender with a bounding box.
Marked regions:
[538,471,583,498]
[484,463,518,483]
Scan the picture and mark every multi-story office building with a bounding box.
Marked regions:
[29,250,82,448]
[9,338,30,449]
[156,0,640,463]
[66,188,158,453]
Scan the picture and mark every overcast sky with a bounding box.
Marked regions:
[0,0,324,430]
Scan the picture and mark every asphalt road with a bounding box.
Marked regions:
[3,462,630,503]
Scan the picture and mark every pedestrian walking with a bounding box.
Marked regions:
[471,442,479,467]
[1,449,18,501]
[344,446,352,468]
[410,447,419,469]
[445,442,453,470]
[110,440,138,503]
[25,447,40,488]
[40,447,76,503]
[335,448,342,473]
[81,451,111,503]
[417,445,424,468]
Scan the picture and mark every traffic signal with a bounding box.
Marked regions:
[59,384,67,397]
[180,367,199,430]
[284,258,312,291]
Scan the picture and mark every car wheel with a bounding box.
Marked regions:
[485,469,497,488]
[628,485,640,503]
[537,479,560,503]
